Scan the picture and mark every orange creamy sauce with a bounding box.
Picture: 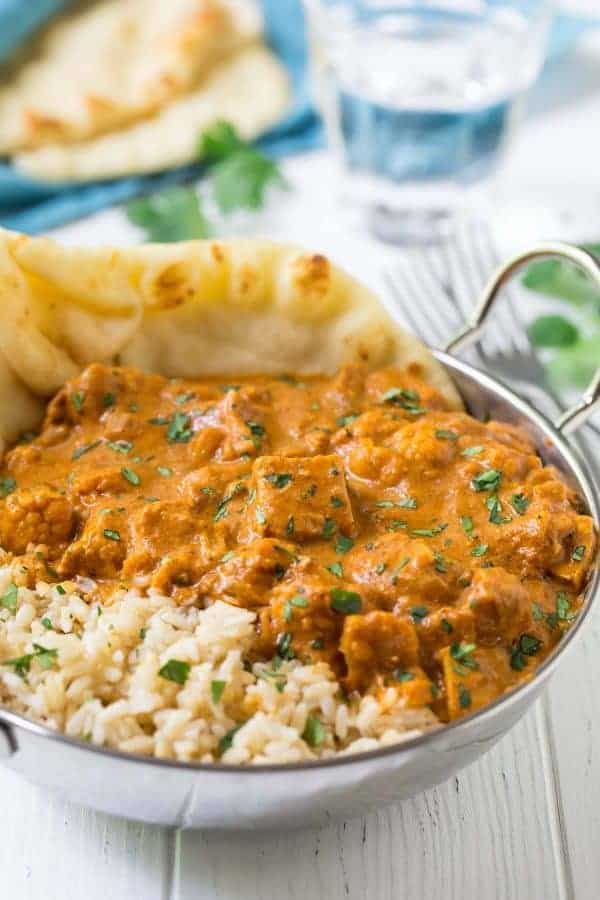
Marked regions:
[0,362,595,721]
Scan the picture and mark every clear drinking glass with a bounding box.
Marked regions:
[304,0,553,242]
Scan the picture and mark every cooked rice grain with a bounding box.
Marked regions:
[0,568,438,764]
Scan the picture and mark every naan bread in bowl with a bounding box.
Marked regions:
[0,228,462,452]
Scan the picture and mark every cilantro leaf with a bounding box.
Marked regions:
[528,315,579,349]
[212,148,285,214]
[126,187,212,243]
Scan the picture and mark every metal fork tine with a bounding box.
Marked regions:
[469,225,515,356]
[439,225,482,322]
[478,225,531,354]
[408,251,459,334]
[383,263,447,347]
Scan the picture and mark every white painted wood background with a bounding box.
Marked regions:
[2,27,600,900]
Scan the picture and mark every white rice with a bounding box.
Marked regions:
[0,564,438,764]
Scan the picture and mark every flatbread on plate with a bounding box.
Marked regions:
[0,229,462,451]
[13,45,290,181]
[0,0,261,154]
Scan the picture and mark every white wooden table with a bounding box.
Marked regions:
[2,29,600,900]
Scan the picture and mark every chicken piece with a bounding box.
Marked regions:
[346,533,458,610]
[68,466,128,505]
[59,510,127,579]
[265,575,349,666]
[180,461,252,509]
[217,385,271,460]
[0,487,75,557]
[198,539,298,608]
[439,645,519,720]
[416,605,477,672]
[551,515,597,589]
[459,567,536,645]
[340,610,420,691]
[251,454,354,540]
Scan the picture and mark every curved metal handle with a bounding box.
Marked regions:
[444,241,600,435]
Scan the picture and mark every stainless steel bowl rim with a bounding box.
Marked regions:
[0,348,597,774]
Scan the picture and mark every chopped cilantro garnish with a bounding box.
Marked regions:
[470,543,488,557]
[411,524,448,537]
[322,518,337,538]
[3,643,58,679]
[211,680,226,703]
[458,685,472,709]
[486,495,511,525]
[121,467,141,486]
[462,446,484,457]
[434,552,447,573]
[246,421,265,449]
[435,429,458,441]
[326,562,343,578]
[103,529,121,542]
[532,602,544,621]
[330,495,345,508]
[255,507,267,526]
[471,469,502,492]
[510,633,542,670]
[556,591,576,622]
[72,440,101,460]
[1,582,18,612]
[410,605,429,623]
[286,515,295,536]
[218,723,244,755]
[107,440,133,454]
[157,466,173,478]
[334,535,354,554]
[283,594,309,622]
[276,631,294,660]
[264,473,292,489]
[511,493,530,515]
[461,515,474,535]
[72,391,85,412]
[103,392,116,408]
[167,412,193,443]
[380,387,424,414]
[375,497,417,509]
[311,638,324,650]
[158,659,190,685]
[441,618,453,634]
[302,715,326,747]
[572,544,585,561]
[41,617,54,630]
[450,641,478,669]
[394,670,416,683]
[330,588,362,614]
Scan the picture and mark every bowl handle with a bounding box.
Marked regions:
[444,241,600,435]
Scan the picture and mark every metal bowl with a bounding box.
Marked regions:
[0,243,598,830]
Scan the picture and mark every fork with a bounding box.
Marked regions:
[383,218,562,411]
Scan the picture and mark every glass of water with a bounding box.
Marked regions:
[304,0,552,242]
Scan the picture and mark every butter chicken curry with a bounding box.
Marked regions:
[0,361,595,722]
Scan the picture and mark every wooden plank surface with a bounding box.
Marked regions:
[173,703,565,900]
[0,766,172,900]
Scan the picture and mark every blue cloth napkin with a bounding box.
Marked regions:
[0,2,596,234]
[0,0,323,233]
